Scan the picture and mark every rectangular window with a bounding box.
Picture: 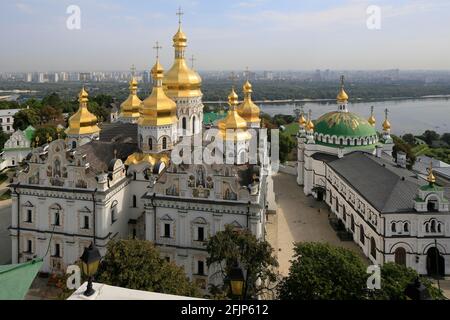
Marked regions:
[55,244,61,257]
[83,216,89,229]
[197,261,205,275]
[26,240,32,253]
[6,118,10,123]
[54,212,60,226]
[164,224,171,238]
[198,227,204,242]
[26,209,32,223]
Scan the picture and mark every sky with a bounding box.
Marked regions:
[1,0,450,72]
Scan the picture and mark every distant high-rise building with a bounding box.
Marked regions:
[26,73,32,82]
[142,70,151,84]
[79,72,91,81]
[263,71,274,80]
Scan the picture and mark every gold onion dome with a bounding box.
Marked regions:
[298,113,307,127]
[306,119,315,131]
[120,77,142,119]
[139,60,177,126]
[368,114,376,126]
[383,118,391,131]
[163,25,202,98]
[65,88,100,135]
[218,88,252,141]
[337,76,349,103]
[125,152,170,167]
[238,81,261,124]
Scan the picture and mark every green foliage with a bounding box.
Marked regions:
[0,101,21,110]
[392,135,416,168]
[278,242,368,300]
[420,130,440,145]
[370,263,444,300]
[279,132,296,163]
[88,102,109,123]
[92,94,114,107]
[32,126,64,146]
[96,239,200,297]
[206,225,279,299]
[13,109,40,130]
[442,133,450,145]
[402,133,415,145]
[0,127,9,150]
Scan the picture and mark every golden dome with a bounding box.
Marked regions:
[298,113,307,127]
[163,25,202,98]
[65,88,100,136]
[125,152,170,167]
[218,88,251,141]
[139,60,177,126]
[382,119,391,131]
[120,77,142,119]
[306,119,315,131]
[427,162,436,185]
[368,106,376,126]
[238,81,260,124]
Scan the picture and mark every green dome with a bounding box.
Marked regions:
[314,111,377,145]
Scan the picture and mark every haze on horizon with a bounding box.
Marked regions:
[1,0,450,72]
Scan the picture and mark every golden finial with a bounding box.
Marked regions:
[337,75,349,102]
[306,109,314,131]
[427,160,436,186]
[383,108,391,131]
[228,87,239,109]
[368,105,376,126]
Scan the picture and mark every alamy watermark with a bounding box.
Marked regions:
[366,5,382,30]
[66,5,81,30]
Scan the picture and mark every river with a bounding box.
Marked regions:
[258,98,450,135]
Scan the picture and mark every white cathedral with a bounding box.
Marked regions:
[297,78,450,276]
[9,18,271,291]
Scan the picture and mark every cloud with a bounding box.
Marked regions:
[234,0,266,8]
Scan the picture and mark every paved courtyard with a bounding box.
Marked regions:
[267,173,367,276]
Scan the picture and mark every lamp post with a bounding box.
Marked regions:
[80,242,101,297]
[229,264,245,300]
[405,277,432,300]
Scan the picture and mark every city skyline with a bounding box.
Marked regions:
[1,0,450,72]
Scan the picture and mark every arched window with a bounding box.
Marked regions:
[370,237,376,258]
[438,223,442,233]
[404,222,409,232]
[132,195,137,208]
[431,220,436,233]
[72,141,77,149]
[360,225,365,244]
[162,137,167,150]
[347,138,351,146]
[111,200,118,224]
[391,222,396,233]
[395,247,406,266]
[350,215,355,232]
[148,138,153,150]
[182,117,187,131]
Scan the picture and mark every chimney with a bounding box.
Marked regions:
[375,145,382,158]
[397,151,407,168]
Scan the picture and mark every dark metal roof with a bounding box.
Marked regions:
[99,122,138,144]
[328,151,425,214]
[312,152,339,163]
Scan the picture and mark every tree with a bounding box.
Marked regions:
[206,225,279,299]
[441,133,450,145]
[421,130,440,145]
[92,94,114,108]
[370,263,444,300]
[88,102,109,123]
[96,239,200,297]
[279,132,296,163]
[392,135,416,168]
[402,133,415,146]
[278,242,368,300]
[0,127,9,150]
[41,93,63,109]
[33,126,59,146]
[13,109,39,131]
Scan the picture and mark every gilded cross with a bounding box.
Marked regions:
[153,41,162,59]
[176,7,184,25]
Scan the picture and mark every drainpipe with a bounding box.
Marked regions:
[13,183,21,263]
[151,193,156,242]
[92,188,97,245]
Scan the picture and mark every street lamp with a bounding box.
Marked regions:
[80,242,101,297]
[405,277,432,300]
[229,264,245,299]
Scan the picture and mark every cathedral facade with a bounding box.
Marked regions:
[296,78,450,276]
[9,18,271,291]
